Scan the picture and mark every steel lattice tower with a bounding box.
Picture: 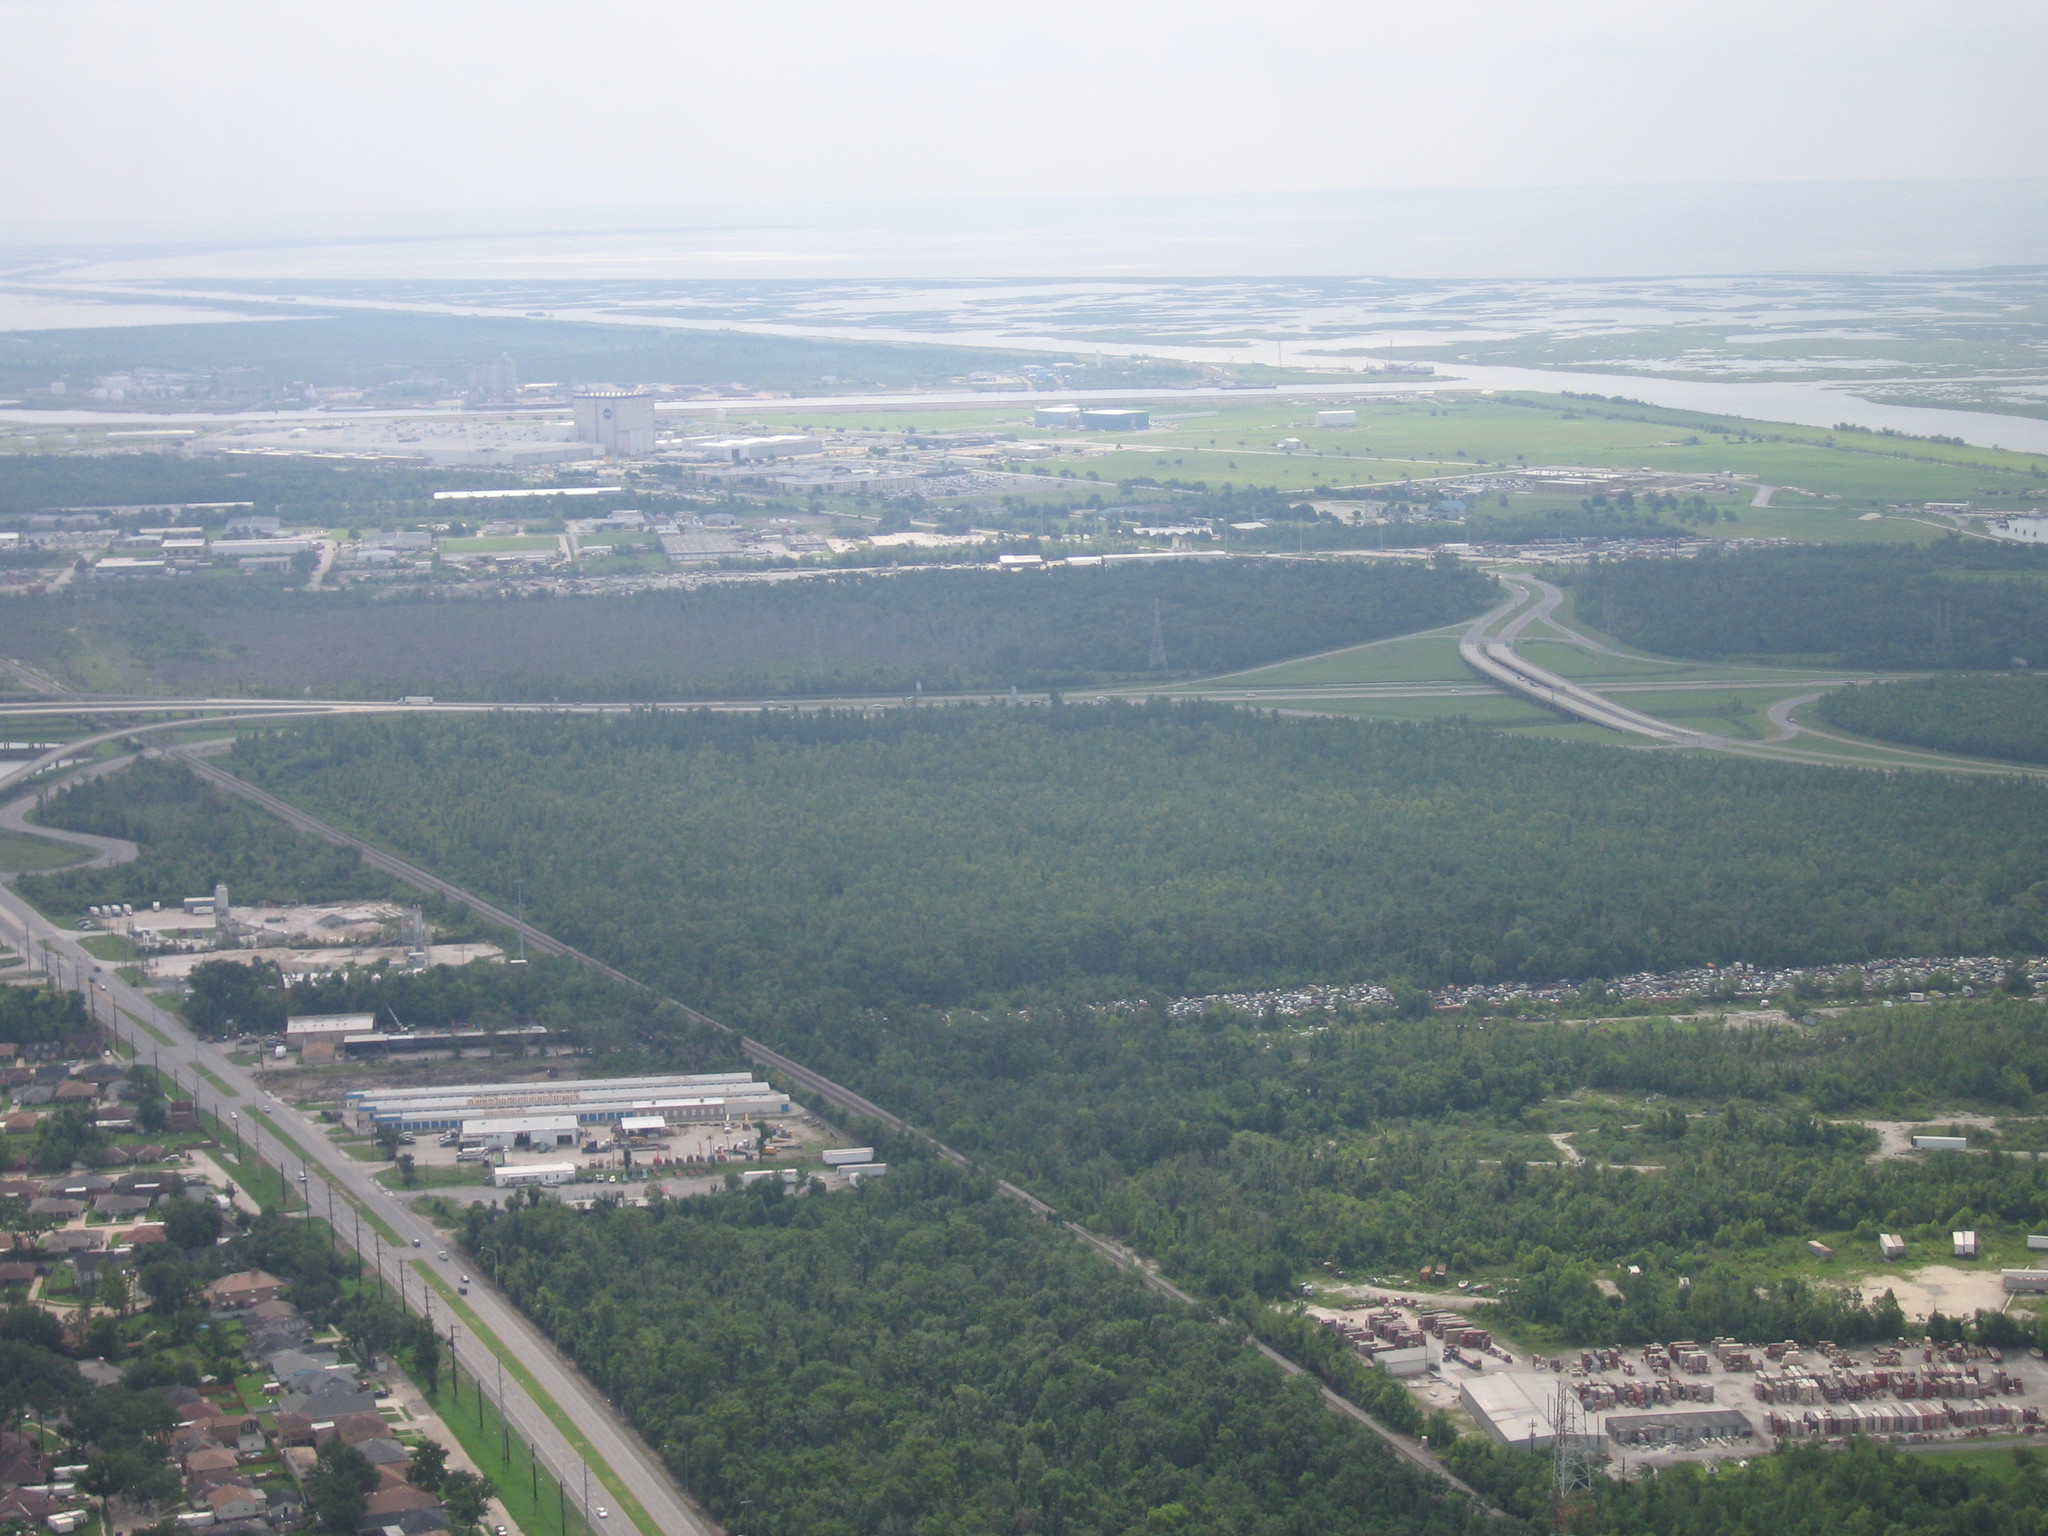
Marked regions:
[1549,1378,1599,1536]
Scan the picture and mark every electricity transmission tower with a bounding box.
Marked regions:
[1549,1378,1599,1536]
[1147,599,1167,672]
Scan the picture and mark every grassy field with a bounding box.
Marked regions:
[735,391,2048,512]
[1164,631,1477,690]
[377,1161,489,1190]
[1589,685,1820,741]
[77,933,140,962]
[0,831,86,871]
[416,1361,598,1536]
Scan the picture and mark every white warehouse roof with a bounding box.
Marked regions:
[462,1115,579,1137]
[286,1014,376,1036]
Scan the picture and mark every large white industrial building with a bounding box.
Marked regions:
[572,389,657,457]
[344,1072,788,1134]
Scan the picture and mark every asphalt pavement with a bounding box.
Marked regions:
[0,822,717,1536]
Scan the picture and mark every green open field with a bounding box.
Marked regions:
[735,391,2048,515]
[1590,685,1817,741]
[0,830,86,871]
[1170,630,1476,689]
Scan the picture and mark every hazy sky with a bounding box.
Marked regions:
[4,0,2042,237]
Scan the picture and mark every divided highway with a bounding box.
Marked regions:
[0,791,719,1536]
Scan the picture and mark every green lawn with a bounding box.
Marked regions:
[413,1264,652,1536]
[1587,685,1823,742]
[416,1357,598,1536]
[376,1162,488,1189]
[730,391,2048,511]
[1180,631,1477,689]
[77,933,140,962]
[1276,692,1587,730]
[0,832,86,872]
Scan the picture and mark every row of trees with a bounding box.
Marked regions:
[0,557,1495,700]
[1819,674,2048,764]
[1563,538,2048,668]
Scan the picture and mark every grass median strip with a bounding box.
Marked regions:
[411,1263,659,1536]
[417,1358,592,1536]
[122,1007,172,1046]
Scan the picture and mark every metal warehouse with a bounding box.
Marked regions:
[463,1115,580,1150]
[1458,1373,1605,1453]
[345,1073,787,1133]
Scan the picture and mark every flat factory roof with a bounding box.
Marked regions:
[1459,1372,1599,1450]
[345,1072,758,1107]
[461,1116,580,1136]
[286,1014,377,1036]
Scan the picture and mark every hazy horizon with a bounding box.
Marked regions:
[6,179,2046,283]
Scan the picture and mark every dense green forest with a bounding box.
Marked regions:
[180,952,739,1065]
[21,759,398,913]
[1565,541,2048,667]
[1819,674,2048,764]
[0,982,92,1047]
[0,559,1492,698]
[461,1164,1490,1536]
[226,705,2048,1011]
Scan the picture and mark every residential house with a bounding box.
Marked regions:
[0,1428,47,1487]
[360,1486,440,1523]
[47,1176,112,1198]
[205,1483,267,1523]
[202,1270,284,1309]
[276,1384,374,1419]
[184,1445,241,1492]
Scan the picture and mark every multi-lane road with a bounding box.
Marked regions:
[0,807,719,1536]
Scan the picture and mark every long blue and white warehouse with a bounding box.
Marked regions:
[344,1072,789,1134]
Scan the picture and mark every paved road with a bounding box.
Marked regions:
[0,794,718,1536]
[1457,577,1703,745]
[0,754,139,866]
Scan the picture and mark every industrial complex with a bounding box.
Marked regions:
[1319,1294,2048,1467]
[343,1071,791,1136]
